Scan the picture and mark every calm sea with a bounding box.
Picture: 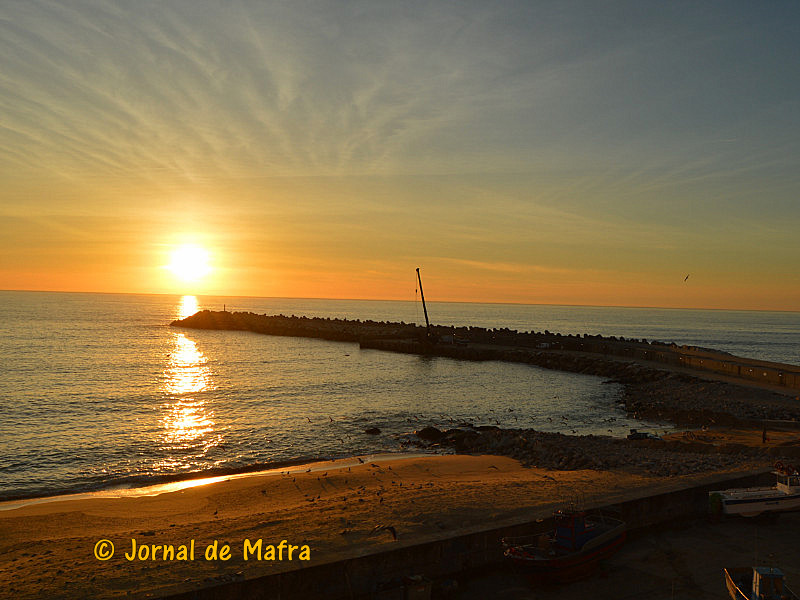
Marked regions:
[1,291,798,500]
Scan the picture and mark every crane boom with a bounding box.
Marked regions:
[416,267,431,339]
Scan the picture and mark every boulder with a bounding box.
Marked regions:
[415,426,445,442]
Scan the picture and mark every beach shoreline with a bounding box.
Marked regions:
[0,452,434,509]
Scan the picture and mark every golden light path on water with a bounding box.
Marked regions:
[159,296,219,468]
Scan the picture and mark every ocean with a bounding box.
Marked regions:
[1,291,798,501]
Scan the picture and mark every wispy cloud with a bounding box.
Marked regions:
[2,1,799,188]
[438,258,576,276]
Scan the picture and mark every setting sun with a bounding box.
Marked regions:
[167,245,212,283]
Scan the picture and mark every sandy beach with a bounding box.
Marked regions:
[0,427,790,600]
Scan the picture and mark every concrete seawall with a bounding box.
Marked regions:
[161,469,772,600]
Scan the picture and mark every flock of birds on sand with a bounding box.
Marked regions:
[209,446,586,545]
[206,401,671,543]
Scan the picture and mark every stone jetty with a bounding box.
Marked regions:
[171,310,800,426]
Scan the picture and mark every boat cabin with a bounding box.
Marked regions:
[752,566,788,600]
[776,472,800,492]
[553,510,596,551]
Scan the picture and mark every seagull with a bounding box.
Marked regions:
[370,525,397,541]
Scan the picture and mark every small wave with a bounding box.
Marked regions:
[0,451,425,504]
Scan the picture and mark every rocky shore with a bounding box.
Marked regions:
[622,372,800,425]
[408,424,800,478]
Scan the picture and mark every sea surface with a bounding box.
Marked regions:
[1,291,798,501]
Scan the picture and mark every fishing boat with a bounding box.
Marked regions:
[725,566,798,599]
[501,507,626,582]
[709,463,800,517]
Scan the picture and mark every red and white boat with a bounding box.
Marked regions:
[501,508,626,582]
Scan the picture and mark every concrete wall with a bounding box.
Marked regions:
[551,337,800,391]
[361,337,800,395]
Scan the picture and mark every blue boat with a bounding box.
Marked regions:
[725,566,798,600]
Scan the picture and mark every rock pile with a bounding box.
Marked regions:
[408,426,788,478]
[622,373,800,426]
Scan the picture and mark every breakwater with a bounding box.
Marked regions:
[171,311,800,392]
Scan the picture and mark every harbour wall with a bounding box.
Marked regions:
[161,469,772,600]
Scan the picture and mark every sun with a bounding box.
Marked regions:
[167,245,212,282]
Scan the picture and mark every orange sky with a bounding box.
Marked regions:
[1,3,799,311]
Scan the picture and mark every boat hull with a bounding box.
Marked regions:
[713,491,800,517]
[725,568,751,600]
[724,567,800,600]
[711,469,800,518]
[505,529,626,583]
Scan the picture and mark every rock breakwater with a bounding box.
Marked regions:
[171,311,800,428]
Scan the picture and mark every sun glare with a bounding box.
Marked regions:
[168,245,212,283]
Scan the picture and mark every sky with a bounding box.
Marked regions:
[1,1,799,310]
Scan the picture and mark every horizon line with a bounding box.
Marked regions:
[2,288,798,315]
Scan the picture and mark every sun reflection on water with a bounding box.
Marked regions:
[162,399,215,445]
[165,334,212,395]
[161,330,218,454]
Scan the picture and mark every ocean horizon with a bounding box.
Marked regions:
[2,290,798,501]
[6,287,800,314]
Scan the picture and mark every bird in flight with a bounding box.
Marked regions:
[684,274,690,282]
